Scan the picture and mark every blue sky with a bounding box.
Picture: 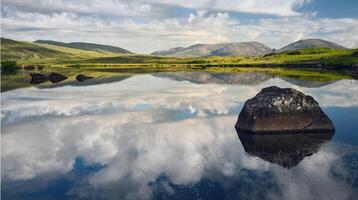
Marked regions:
[1,0,357,53]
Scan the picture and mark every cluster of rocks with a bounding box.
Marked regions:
[30,73,93,85]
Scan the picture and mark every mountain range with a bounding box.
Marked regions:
[152,39,347,57]
[151,42,273,57]
[1,37,348,61]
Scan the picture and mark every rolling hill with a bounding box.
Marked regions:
[34,40,132,54]
[1,38,70,61]
[279,39,346,52]
[1,38,130,62]
[151,42,272,57]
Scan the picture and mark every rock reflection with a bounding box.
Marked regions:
[30,72,68,85]
[237,132,334,168]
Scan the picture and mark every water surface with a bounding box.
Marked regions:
[1,72,358,200]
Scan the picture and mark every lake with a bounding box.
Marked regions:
[1,72,358,200]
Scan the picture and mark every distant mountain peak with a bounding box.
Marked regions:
[279,39,346,52]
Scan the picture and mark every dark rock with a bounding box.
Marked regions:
[352,64,358,80]
[76,74,94,82]
[48,72,67,83]
[238,132,334,168]
[30,73,49,85]
[235,86,335,133]
[24,65,35,70]
[352,51,358,57]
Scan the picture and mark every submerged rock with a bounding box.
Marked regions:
[76,74,94,82]
[48,72,67,83]
[235,86,335,133]
[238,132,334,168]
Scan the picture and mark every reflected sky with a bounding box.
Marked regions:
[1,73,358,200]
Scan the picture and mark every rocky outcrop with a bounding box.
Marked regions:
[76,74,94,82]
[235,86,335,133]
[238,133,334,168]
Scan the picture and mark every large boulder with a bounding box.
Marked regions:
[235,86,335,133]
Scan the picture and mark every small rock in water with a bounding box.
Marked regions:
[235,86,335,133]
[76,74,94,82]
[48,72,67,83]
[352,63,358,80]
[30,73,48,85]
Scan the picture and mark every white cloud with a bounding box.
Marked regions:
[149,0,311,16]
[2,4,358,53]
[1,0,152,17]
[2,0,309,17]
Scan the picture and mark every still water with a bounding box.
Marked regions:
[1,72,358,200]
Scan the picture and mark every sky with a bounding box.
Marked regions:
[1,0,358,53]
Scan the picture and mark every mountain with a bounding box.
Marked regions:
[34,40,132,54]
[279,39,346,52]
[1,38,69,60]
[151,42,272,57]
[152,43,227,57]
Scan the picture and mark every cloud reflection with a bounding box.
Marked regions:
[1,74,358,199]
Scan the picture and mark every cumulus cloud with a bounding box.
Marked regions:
[1,0,357,53]
[2,0,309,17]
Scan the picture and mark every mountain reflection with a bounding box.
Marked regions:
[155,72,336,88]
[237,132,334,168]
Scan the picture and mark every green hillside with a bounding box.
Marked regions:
[1,37,128,64]
[1,38,70,61]
[34,40,132,54]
